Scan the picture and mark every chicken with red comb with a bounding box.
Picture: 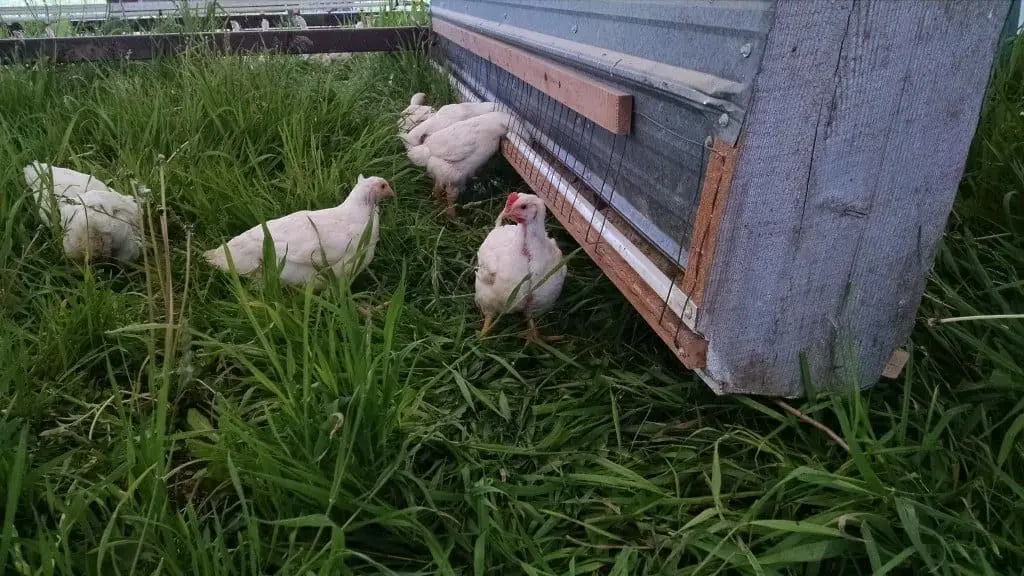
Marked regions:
[474,192,567,342]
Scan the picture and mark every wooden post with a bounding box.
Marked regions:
[698,0,1013,396]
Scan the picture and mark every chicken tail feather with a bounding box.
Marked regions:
[204,243,261,274]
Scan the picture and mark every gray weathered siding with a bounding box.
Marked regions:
[699,0,1013,396]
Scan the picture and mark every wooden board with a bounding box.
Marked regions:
[698,0,1012,396]
[501,139,707,369]
[0,27,426,63]
[432,19,633,135]
[681,138,739,307]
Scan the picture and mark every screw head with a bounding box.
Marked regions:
[740,43,752,58]
[717,113,729,127]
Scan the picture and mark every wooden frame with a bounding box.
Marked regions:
[3,13,362,33]
[432,19,633,135]
[0,27,427,62]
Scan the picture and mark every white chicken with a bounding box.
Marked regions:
[401,101,498,148]
[204,175,394,286]
[398,93,435,134]
[293,12,310,60]
[406,111,511,217]
[23,162,143,263]
[475,192,566,341]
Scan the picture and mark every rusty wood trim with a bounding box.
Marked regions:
[432,19,633,135]
[501,138,706,369]
[0,27,428,63]
[681,138,739,306]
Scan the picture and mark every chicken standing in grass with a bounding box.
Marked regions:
[399,93,435,134]
[401,101,497,148]
[204,175,394,286]
[406,111,511,217]
[23,162,143,263]
[475,192,566,341]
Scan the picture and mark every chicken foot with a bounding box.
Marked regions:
[522,318,563,344]
[357,301,390,319]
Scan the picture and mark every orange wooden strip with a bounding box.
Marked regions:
[681,138,739,306]
[501,139,706,369]
[433,19,633,135]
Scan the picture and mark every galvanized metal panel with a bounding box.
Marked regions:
[433,0,775,265]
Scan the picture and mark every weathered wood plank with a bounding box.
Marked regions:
[699,0,1012,396]
[0,27,427,63]
[432,18,633,135]
[4,13,361,34]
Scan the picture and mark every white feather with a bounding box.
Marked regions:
[23,162,142,263]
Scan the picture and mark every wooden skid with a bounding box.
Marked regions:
[0,27,427,62]
[432,19,633,135]
[5,13,361,33]
[501,139,707,369]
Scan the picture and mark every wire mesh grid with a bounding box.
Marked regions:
[440,37,724,338]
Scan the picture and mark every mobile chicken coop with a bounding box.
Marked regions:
[1,0,1014,397]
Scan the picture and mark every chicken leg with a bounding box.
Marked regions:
[480,314,493,336]
[443,183,459,219]
[357,301,390,319]
[431,178,443,201]
[522,318,563,343]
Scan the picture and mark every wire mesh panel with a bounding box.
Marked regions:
[435,36,721,368]
[442,37,712,270]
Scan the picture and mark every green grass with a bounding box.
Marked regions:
[0,36,1022,574]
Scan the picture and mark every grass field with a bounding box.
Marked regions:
[0,36,1022,574]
